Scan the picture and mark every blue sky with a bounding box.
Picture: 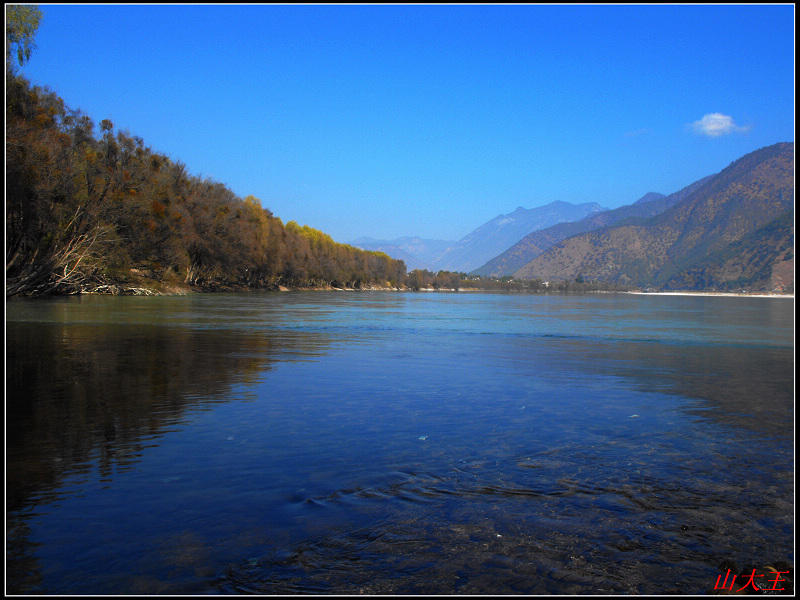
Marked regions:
[17,4,795,243]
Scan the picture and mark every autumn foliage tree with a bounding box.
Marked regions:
[6,5,42,70]
[6,74,406,295]
[6,74,117,295]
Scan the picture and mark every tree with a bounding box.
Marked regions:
[6,67,409,295]
[407,269,433,290]
[6,76,118,295]
[6,5,42,70]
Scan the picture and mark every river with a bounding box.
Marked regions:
[6,291,794,594]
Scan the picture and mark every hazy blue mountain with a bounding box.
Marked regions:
[432,201,606,273]
[349,236,455,272]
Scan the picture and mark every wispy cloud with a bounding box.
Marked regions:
[689,113,751,137]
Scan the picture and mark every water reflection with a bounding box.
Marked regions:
[504,336,794,437]
[7,322,323,507]
[6,315,332,593]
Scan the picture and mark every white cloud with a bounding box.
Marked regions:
[689,113,751,137]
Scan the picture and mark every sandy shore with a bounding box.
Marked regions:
[627,291,793,299]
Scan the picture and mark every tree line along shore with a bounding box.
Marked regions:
[5,62,631,297]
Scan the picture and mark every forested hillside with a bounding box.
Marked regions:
[5,72,407,296]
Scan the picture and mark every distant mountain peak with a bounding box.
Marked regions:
[350,201,607,274]
[634,192,667,205]
[432,201,607,273]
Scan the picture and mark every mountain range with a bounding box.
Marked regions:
[432,201,606,273]
[351,201,605,274]
[472,183,710,277]
[350,142,793,293]
[514,142,794,292]
[348,237,454,272]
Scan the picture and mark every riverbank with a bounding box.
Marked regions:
[76,280,406,296]
[628,291,794,299]
[25,268,793,299]
[66,285,796,298]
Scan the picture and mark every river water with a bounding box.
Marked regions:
[5,291,794,594]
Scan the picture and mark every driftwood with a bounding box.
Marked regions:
[82,284,158,296]
[6,216,114,297]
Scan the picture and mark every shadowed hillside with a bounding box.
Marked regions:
[513,143,794,293]
[474,181,711,278]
